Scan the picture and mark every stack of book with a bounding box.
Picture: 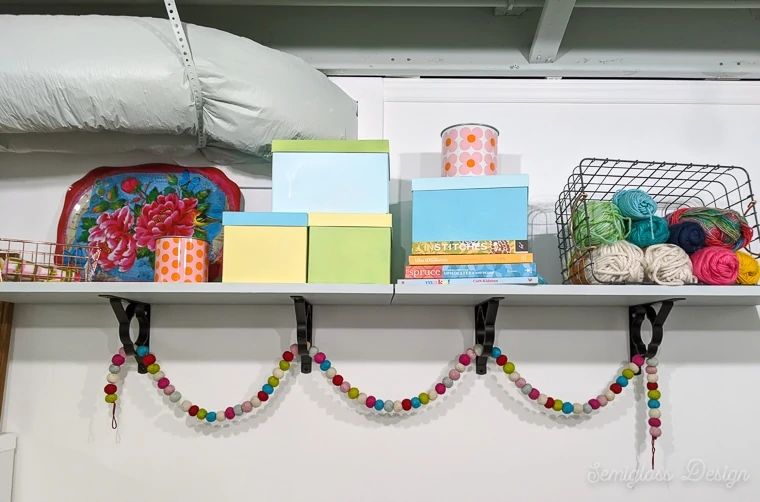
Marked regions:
[399,239,537,285]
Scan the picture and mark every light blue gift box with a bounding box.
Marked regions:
[271,141,390,214]
[411,174,529,243]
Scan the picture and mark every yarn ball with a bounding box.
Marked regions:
[691,247,740,285]
[643,244,698,285]
[572,201,630,249]
[585,240,645,284]
[612,189,657,220]
[666,207,753,251]
[627,216,669,248]
[667,221,706,254]
[735,251,760,285]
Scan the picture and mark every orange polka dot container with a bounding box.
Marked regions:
[154,237,209,283]
[441,123,499,178]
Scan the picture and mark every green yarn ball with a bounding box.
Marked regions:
[627,216,669,248]
[572,201,630,248]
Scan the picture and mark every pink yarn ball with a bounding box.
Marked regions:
[458,354,471,366]
[650,426,662,438]
[528,389,540,400]
[466,349,477,361]
[111,354,125,366]
[225,407,235,420]
[339,382,350,393]
[691,247,739,285]
[314,352,326,364]
[646,366,657,374]
[631,355,645,367]
[649,417,661,427]
[242,401,253,413]
[366,396,376,408]
[597,395,608,406]
[588,399,600,410]
[435,383,446,395]
[515,378,526,389]
[157,377,170,389]
[163,385,175,395]
[448,369,460,381]
[118,347,127,358]
[290,343,298,355]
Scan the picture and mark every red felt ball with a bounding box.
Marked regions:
[104,384,117,394]
[258,391,269,402]
[647,382,658,390]
[545,397,555,409]
[142,354,156,366]
[282,351,294,362]
[332,375,344,386]
[495,355,508,366]
[188,405,199,417]
[610,383,622,394]
[402,399,412,411]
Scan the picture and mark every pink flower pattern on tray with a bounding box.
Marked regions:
[88,206,137,272]
[440,124,498,177]
[134,193,198,251]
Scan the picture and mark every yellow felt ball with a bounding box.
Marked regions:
[736,251,760,285]
[648,389,661,400]
[268,376,280,388]
[419,393,430,405]
[503,362,515,374]
[105,394,118,404]
[197,408,207,420]
[552,399,563,412]
[147,363,160,374]
[622,368,635,379]
[348,388,360,399]
[279,360,291,371]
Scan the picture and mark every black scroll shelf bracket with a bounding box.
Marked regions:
[628,298,683,374]
[292,296,314,374]
[474,297,503,375]
[101,295,152,374]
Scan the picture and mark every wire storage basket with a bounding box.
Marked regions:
[0,238,100,282]
[554,158,760,285]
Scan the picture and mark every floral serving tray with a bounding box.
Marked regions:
[57,164,242,282]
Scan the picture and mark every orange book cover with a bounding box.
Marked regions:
[408,253,533,265]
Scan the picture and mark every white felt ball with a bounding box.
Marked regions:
[251,397,262,408]
[357,393,367,405]
[537,394,548,406]
[325,367,337,379]
[106,373,119,384]
[647,374,658,383]
[455,363,466,373]
[649,409,661,419]
[428,390,438,401]
[152,371,165,382]
[272,368,285,379]
[508,372,521,382]
[180,401,192,412]
[216,412,226,423]
[604,390,615,401]
[393,400,403,412]
[573,403,583,414]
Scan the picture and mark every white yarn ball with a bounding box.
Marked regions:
[643,243,698,285]
[588,240,645,284]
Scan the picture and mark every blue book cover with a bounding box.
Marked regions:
[405,263,536,279]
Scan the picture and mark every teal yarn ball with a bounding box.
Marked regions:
[612,189,657,220]
[572,201,630,248]
[627,216,669,248]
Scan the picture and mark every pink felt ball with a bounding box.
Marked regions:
[157,377,170,389]
[631,355,645,367]
[225,407,236,420]
[118,347,127,358]
[646,366,658,374]
[339,382,350,393]
[242,401,253,413]
[448,369,460,381]
[458,354,471,366]
[290,343,298,355]
[366,396,376,408]
[528,389,540,400]
[650,426,662,438]
[466,349,477,361]
[597,395,608,406]
[435,383,446,395]
[515,378,526,389]
[111,354,125,366]
[649,418,662,427]
[314,352,326,364]
[163,385,175,396]
[588,399,600,410]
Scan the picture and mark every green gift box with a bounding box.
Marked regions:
[307,213,392,284]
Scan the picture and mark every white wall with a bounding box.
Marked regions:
[1,78,760,501]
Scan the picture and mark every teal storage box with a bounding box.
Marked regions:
[271,140,390,214]
[411,175,529,242]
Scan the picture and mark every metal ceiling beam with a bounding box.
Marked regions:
[529,0,575,64]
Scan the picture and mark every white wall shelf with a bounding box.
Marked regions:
[0,283,394,306]
[1,283,758,307]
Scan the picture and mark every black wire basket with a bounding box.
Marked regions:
[554,158,760,285]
